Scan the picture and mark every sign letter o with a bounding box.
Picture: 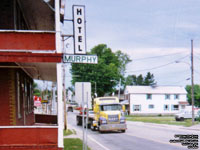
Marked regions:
[77,18,82,24]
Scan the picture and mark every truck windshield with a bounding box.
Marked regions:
[100,104,122,111]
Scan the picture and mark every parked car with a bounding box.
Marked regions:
[175,108,200,121]
[88,110,95,119]
[67,101,78,112]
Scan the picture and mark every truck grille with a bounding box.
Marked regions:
[108,115,119,122]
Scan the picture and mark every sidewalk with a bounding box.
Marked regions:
[63,124,82,139]
[127,121,200,132]
[64,133,80,139]
[64,124,104,150]
[181,123,200,131]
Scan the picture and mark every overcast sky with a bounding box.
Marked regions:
[62,0,200,87]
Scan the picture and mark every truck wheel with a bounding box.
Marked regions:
[88,124,91,129]
[99,130,104,134]
[76,118,82,126]
[180,117,184,121]
[91,125,95,131]
[76,119,80,126]
[121,130,126,133]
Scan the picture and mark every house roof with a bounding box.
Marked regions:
[125,85,187,94]
[179,101,189,105]
[120,100,129,105]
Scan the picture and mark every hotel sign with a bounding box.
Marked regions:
[73,5,86,54]
[63,54,98,64]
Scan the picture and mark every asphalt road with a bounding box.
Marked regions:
[67,112,200,150]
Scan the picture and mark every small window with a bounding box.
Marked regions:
[174,94,179,99]
[164,104,169,111]
[146,94,152,100]
[165,94,170,99]
[133,105,141,111]
[148,104,154,109]
[171,105,179,111]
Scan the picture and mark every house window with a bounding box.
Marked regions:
[164,104,169,111]
[16,72,22,119]
[133,105,141,111]
[148,104,154,109]
[165,94,170,100]
[174,94,179,99]
[171,105,179,111]
[146,94,152,100]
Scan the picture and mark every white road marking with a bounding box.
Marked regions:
[68,123,110,150]
[88,135,111,150]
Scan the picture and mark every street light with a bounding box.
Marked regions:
[111,79,121,99]
[94,82,97,97]
[91,81,97,97]
[118,78,121,100]
[175,61,190,66]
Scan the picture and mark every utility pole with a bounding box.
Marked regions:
[191,39,195,125]
[62,36,67,130]
[63,65,67,130]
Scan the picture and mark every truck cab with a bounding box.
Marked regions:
[175,106,200,121]
[92,97,127,133]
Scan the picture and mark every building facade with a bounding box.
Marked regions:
[124,86,188,115]
[0,0,65,149]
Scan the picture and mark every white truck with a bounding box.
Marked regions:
[175,106,200,121]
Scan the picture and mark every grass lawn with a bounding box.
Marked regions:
[126,115,199,127]
[64,138,91,150]
[63,129,76,136]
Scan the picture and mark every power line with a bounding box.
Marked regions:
[126,62,175,73]
[160,78,190,86]
[132,51,188,61]
[126,55,189,73]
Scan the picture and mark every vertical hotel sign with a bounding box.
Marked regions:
[73,5,86,54]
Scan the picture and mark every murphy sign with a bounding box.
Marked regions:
[63,54,98,64]
[73,5,86,54]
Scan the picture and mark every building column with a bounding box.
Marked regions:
[57,63,64,148]
[55,0,61,53]
[55,0,63,147]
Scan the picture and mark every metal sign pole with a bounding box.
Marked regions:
[82,83,85,150]
[85,92,88,150]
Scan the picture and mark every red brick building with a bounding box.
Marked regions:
[0,0,65,149]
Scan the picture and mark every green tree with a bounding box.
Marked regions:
[71,44,131,97]
[185,85,200,107]
[144,72,156,85]
[33,82,41,96]
[125,72,156,86]
[137,75,144,85]
[124,75,137,86]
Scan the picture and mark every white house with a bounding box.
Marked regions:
[124,86,188,115]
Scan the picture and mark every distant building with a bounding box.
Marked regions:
[124,86,188,115]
